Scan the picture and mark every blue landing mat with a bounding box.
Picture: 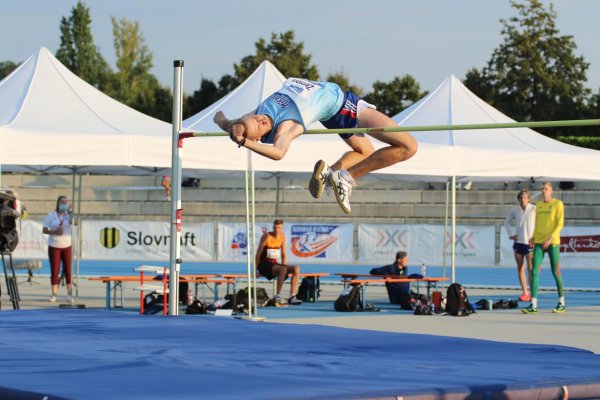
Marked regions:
[0,309,599,400]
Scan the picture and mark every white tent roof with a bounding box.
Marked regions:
[0,47,172,175]
[388,75,600,182]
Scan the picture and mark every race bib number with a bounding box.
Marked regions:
[285,78,320,101]
[266,248,281,260]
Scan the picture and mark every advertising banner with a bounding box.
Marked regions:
[358,224,495,266]
[218,222,272,261]
[81,220,214,261]
[500,225,600,268]
[218,222,353,263]
[285,222,354,263]
[11,220,49,259]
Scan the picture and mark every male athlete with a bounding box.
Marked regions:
[522,182,566,314]
[214,78,417,214]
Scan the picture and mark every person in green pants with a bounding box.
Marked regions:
[522,182,565,314]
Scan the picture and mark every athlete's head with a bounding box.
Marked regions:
[517,189,530,207]
[541,182,554,201]
[237,114,273,141]
[395,251,408,267]
[273,219,284,233]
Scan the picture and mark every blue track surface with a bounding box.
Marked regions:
[0,309,599,399]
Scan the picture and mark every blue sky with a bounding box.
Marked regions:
[1,0,599,95]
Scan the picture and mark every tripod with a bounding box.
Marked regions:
[1,250,21,310]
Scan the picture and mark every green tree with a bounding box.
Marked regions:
[233,31,319,85]
[364,75,427,116]
[464,0,590,136]
[109,16,171,121]
[0,61,19,81]
[325,71,363,96]
[184,31,319,117]
[56,1,109,89]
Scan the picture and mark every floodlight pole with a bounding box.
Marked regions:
[169,60,184,316]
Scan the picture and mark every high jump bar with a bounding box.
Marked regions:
[180,118,600,138]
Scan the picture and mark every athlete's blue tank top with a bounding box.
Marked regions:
[257,79,344,144]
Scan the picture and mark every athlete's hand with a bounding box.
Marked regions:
[229,123,246,147]
[213,111,230,131]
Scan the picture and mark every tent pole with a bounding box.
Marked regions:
[250,152,258,318]
[442,179,450,286]
[75,172,82,300]
[451,176,457,283]
[169,60,185,316]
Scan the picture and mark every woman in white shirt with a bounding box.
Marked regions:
[504,189,536,302]
[42,195,74,304]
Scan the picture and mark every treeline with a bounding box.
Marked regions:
[0,0,598,147]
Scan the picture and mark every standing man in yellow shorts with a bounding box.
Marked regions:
[522,182,565,314]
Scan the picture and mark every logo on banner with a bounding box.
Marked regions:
[290,225,337,258]
[230,231,248,255]
[446,231,476,257]
[366,228,407,248]
[560,235,600,253]
[100,227,120,249]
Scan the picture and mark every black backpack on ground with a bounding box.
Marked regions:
[445,283,474,316]
[236,287,270,307]
[297,277,320,302]
[0,204,18,253]
[334,285,362,312]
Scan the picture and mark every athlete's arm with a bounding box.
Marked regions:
[281,234,287,265]
[242,120,304,160]
[255,234,268,267]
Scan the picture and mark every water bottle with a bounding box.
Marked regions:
[421,263,427,277]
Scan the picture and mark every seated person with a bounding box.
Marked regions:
[370,251,416,309]
[255,219,302,305]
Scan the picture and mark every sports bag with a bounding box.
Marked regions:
[334,285,362,312]
[297,277,320,302]
[445,283,474,316]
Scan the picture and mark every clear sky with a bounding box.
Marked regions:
[1,0,599,96]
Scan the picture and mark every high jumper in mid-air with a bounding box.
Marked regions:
[214,78,417,214]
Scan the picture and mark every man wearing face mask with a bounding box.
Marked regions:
[42,195,75,304]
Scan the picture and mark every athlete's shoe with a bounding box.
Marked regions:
[329,170,354,214]
[67,295,75,305]
[518,293,531,302]
[521,304,537,314]
[309,160,331,199]
[288,295,303,305]
[552,303,566,313]
[49,295,57,303]
[274,295,287,305]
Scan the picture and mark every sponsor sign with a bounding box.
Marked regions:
[500,225,600,267]
[359,224,495,266]
[218,222,353,263]
[286,223,353,263]
[81,220,214,261]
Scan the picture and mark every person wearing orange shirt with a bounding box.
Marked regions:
[255,219,302,305]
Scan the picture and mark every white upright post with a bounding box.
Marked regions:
[169,60,185,316]
[451,175,457,283]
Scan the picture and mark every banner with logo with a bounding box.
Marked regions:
[285,223,354,263]
[500,225,600,268]
[12,220,49,259]
[218,222,353,263]
[358,224,495,267]
[81,220,214,261]
[218,222,272,261]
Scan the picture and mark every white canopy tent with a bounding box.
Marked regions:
[0,47,174,176]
